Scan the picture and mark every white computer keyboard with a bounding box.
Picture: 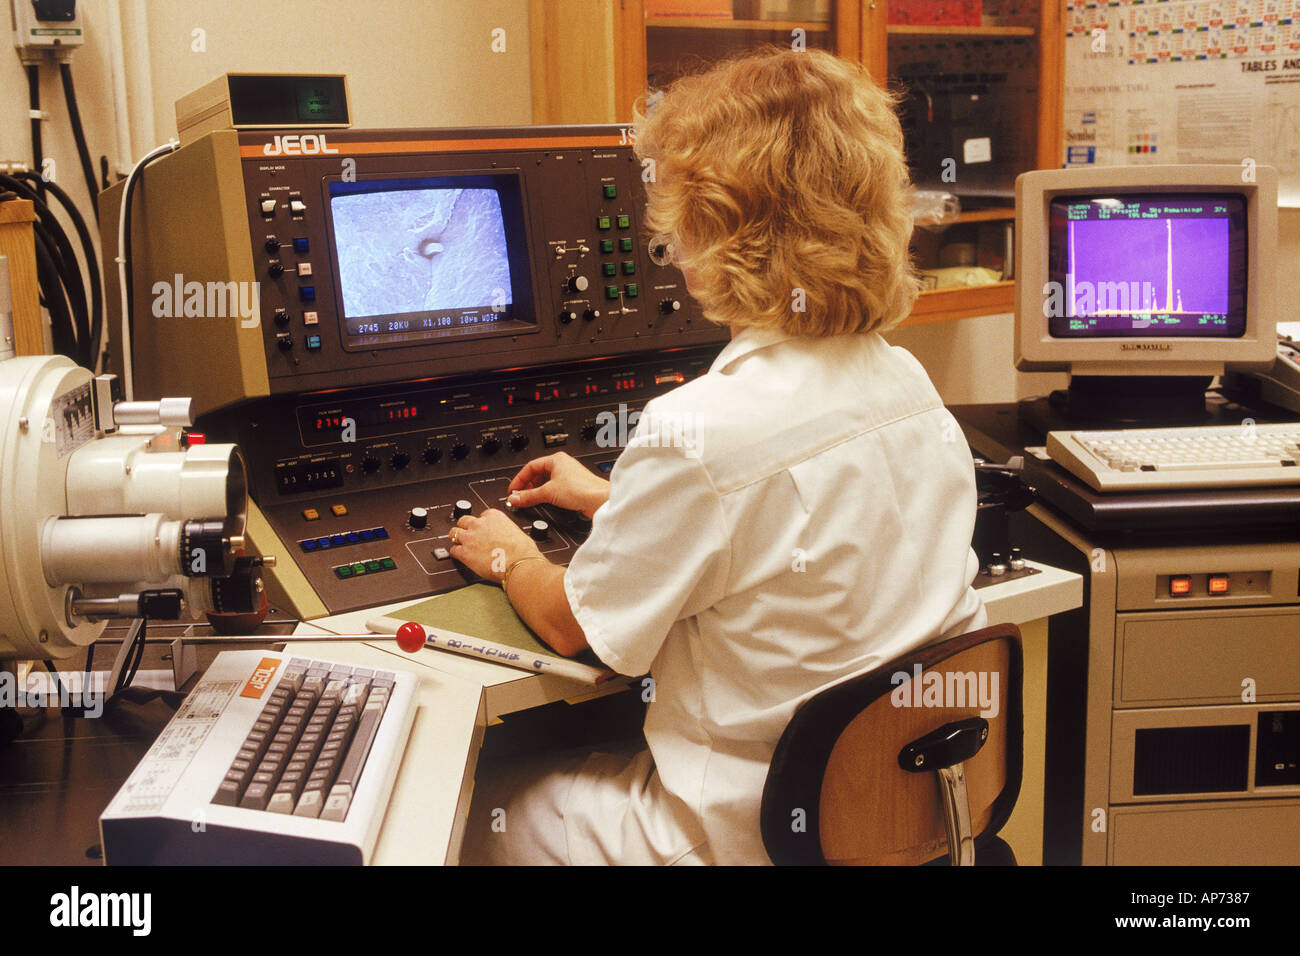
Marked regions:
[1046,423,1300,491]
[100,649,417,865]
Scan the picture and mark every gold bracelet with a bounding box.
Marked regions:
[502,555,547,596]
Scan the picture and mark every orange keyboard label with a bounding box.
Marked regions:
[241,657,281,699]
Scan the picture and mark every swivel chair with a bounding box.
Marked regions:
[761,623,1022,865]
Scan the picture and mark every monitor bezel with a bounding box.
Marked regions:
[1015,164,1277,376]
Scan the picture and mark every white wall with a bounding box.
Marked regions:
[1,0,531,280]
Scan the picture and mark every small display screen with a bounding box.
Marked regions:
[328,174,532,348]
[1047,193,1247,338]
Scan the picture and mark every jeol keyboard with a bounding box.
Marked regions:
[100,649,417,864]
[1046,422,1300,491]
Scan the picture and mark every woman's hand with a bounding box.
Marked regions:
[449,508,542,583]
[506,452,610,518]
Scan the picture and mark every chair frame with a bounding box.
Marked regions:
[761,623,1023,866]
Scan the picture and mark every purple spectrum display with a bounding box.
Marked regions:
[1048,194,1247,338]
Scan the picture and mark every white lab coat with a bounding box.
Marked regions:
[462,327,986,865]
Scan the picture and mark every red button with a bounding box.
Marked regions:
[1208,575,1231,594]
[185,432,206,446]
[1170,576,1192,596]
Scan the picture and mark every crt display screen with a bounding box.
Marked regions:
[328,174,529,347]
[1047,193,1247,338]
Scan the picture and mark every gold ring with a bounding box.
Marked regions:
[449,529,459,544]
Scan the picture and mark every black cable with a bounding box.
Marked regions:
[58,61,100,225]
[99,155,110,191]
[27,64,43,201]
[116,618,148,696]
[31,224,78,359]
[0,172,91,365]
[14,170,102,366]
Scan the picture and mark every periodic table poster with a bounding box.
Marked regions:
[1063,1,1300,204]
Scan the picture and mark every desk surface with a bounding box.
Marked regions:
[291,564,1082,865]
[0,540,1081,866]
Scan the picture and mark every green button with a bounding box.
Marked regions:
[602,184,617,199]
[351,562,367,576]
[622,260,636,275]
[605,285,621,300]
[365,559,383,573]
[380,556,396,570]
[335,564,353,579]
[599,239,614,254]
[624,283,639,298]
[597,216,611,231]
[602,262,617,277]
[616,214,631,229]
[619,237,634,252]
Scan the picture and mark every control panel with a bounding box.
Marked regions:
[239,125,718,397]
[202,347,717,614]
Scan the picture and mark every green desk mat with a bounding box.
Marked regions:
[384,583,607,670]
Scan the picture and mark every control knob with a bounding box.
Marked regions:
[268,261,285,278]
[558,310,577,325]
[391,451,411,470]
[361,456,381,474]
[452,499,473,520]
[481,437,501,455]
[409,507,428,530]
[422,446,443,465]
[564,275,589,294]
[529,519,550,542]
[265,237,281,253]
[660,299,681,315]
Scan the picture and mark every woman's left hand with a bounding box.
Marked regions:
[449,508,542,583]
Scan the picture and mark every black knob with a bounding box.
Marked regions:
[422,446,443,465]
[452,499,473,520]
[268,261,285,278]
[509,433,529,452]
[580,423,598,441]
[565,275,589,294]
[529,519,550,541]
[274,309,290,327]
[660,299,681,314]
[409,507,428,529]
[558,310,577,325]
[481,437,501,455]
[451,443,469,461]
[265,237,281,253]
[391,451,410,470]
[276,333,293,351]
[362,456,380,474]
[583,308,599,322]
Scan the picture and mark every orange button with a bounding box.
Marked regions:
[1208,575,1231,594]
[302,508,320,521]
[331,504,348,517]
[1170,576,1192,596]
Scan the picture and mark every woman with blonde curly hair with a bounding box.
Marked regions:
[455,48,985,865]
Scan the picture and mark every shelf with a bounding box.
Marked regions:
[647,17,832,32]
[901,280,1015,327]
[953,208,1015,224]
[887,25,1035,37]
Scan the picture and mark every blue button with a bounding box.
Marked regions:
[306,335,322,351]
[372,527,388,540]
[359,529,374,542]
[301,539,317,552]
[300,286,316,302]
[293,237,310,253]
[597,461,614,474]
[316,537,331,549]
[330,534,345,547]
[345,532,360,544]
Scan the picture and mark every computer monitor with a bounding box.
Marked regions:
[1015,164,1277,423]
